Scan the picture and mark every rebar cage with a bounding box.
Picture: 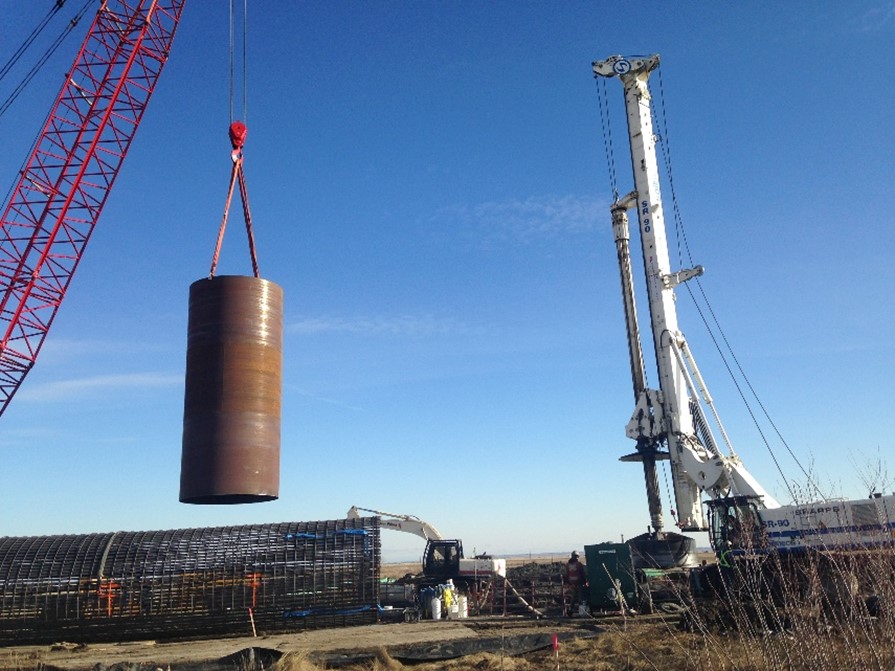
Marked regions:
[0,517,380,645]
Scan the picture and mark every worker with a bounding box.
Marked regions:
[563,551,588,616]
[689,559,708,598]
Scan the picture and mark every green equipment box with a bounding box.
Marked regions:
[584,543,637,611]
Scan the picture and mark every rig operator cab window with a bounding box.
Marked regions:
[706,496,765,554]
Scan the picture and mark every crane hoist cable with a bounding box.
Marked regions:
[660,459,678,528]
[0,0,96,120]
[229,0,247,125]
[594,76,619,202]
[0,0,66,83]
[208,0,259,279]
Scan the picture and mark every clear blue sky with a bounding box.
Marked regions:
[0,1,893,562]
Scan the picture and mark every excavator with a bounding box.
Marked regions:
[349,507,556,620]
[346,506,505,584]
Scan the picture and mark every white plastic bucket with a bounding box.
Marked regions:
[430,596,442,620]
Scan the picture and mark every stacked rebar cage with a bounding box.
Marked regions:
[0,517,380,645]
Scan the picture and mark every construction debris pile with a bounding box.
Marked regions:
[0,517,380,645]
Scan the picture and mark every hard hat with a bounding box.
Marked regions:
[571,551,579,559]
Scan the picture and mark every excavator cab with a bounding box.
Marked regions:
[705,496,766,556]
[422,539,463,579]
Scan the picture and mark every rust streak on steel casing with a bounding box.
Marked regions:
[180,275,283,504]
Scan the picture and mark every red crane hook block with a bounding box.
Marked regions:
[229,120,248,150]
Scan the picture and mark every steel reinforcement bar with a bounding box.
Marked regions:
[0,517,380,645]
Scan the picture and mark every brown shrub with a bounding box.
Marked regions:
[372,646,402,671]
[275,650,325,671]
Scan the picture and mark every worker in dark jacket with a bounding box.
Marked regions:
[563,551,588,616]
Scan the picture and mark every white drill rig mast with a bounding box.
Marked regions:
[592,55,895,563]
[593,55,779,532]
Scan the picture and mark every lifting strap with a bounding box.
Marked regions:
[209,121,259,278]
[209,0,258,278]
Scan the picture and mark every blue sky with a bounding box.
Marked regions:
[0,1,893,562]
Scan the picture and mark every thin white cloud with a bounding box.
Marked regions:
[435,194,606,246]
[284,384,366,412]
[856,3,895,31]
[18,372,181,402]
[37,338,169,364]
[288,313,483,337]
[0,426,64,447]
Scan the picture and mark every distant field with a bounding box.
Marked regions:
[381,553,572,580]
[381,551,716,579]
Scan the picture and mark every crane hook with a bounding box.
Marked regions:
[229,120,247,151]
[209,121,260,279]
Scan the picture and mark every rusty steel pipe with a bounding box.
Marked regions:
[180,275,283,504]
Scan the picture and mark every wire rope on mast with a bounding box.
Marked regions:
[650,65,815,497]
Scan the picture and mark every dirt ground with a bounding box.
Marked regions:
[0,557,588,671]
[1,616,610,670]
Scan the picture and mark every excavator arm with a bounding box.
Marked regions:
[346,506,444,541]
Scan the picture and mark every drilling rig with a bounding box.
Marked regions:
[594,54,895,568]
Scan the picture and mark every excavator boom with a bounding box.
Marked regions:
[346,506,443,540]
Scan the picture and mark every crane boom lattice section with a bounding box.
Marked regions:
[0,0,185,416]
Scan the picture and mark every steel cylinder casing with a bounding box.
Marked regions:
[180,275,283,504]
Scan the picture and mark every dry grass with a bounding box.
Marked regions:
[5,551,889,671]
[371,646,403,671]
[391,651,537,671]
[365,545,895,671]
[0,651,40,671]
[275,650,327,671]
[678,545,895,671]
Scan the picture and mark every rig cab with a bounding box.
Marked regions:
[705,495,767,556]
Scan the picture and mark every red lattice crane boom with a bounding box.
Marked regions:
[0,0,185,416]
